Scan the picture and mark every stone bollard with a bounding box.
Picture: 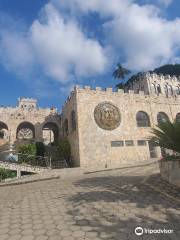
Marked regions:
[17,169,21,178]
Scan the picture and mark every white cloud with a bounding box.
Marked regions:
[0,0,179,94]
[53,0,180,70]
[0,3,108,89]
[158,0,173,7]
[30,4,107,82]
[0,29,34,77]
[104,3,180,70]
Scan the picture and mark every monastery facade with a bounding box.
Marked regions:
[1,73,180,168]
[62,73,180,168]
[0,98,61,147]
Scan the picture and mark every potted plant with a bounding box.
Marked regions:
[150,121,180,187]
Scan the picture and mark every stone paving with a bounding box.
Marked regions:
[0,163,179,240]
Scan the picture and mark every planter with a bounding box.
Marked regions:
[159,159,180,187]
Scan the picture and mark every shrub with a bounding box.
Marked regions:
[58,138,71,161]
[0,168,17,181]
[36,142,45,157]
[18,143,37,164]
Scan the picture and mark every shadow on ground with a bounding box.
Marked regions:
[67,173,180,240]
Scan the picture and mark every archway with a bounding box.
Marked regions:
[0,122,8,140]
[16,122,35,140]
[42,122,59,145]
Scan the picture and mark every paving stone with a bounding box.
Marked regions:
[0,164,179,240]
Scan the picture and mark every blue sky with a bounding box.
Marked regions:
[0,0,179,110]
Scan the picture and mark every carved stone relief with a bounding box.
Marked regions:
[17,128,34,140]
[94,102,121,130]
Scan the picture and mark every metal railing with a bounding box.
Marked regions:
[0,151,51,168]
[0,150,70,169]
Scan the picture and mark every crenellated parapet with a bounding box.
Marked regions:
[62,84,180,110]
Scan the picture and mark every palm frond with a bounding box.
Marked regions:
[150,121,180,154]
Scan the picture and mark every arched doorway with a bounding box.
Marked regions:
[16,122,35,140]
[0,122,8,140]
[42,122,59,145]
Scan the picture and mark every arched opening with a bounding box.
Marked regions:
[176,113,180,123]
[63,119,69,137]
[16,122,35,140]
[42,122,59,145]
[0,122,8,140]
[151,83,157,94]
[164,85,168,97]
[157,112,169,125]
[168,85,173,95]
[71,110,76,131]
[136,111,151,127]
[175,86,180,95]
[157,84,161,94]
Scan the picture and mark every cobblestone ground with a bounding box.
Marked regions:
[0,163,179,240]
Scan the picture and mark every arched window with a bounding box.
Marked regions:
[175,86,180,95]
[164,85,168,97]
[63,119,68,136]
[176,113,180,123]
[157,112,169,125]
[136,111,151,127]
[16,122,35,140]
[168,85,173,95]
[151,83,157,94]
[157,84,161,94]
[71,110,76,131]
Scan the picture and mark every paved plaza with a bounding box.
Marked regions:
[0,163,179,240]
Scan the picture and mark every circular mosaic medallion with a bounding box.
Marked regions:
[94,102,121,130]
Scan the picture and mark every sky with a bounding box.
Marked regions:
[0,0,180,110]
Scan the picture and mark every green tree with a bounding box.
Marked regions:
[150,121,180,154]
[36,142,45,157]
[58,138,71,161]
[0,168,16,181]
[153,64,180,77]
[18,143,37,164]
[113,63,131,89]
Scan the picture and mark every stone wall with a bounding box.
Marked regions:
[125,73,180,97]
[159,160,180,187]
[0,98,61,145]
[62,85,180,169]
[61,91,81,167]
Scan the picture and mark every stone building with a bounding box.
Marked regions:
[62,73,180,168]
[0,98,61,147]
[1,73,180,169]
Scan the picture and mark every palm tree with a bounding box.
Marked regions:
[113,63,131,89]
[150,121,180,154]
[113,63,131,79]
